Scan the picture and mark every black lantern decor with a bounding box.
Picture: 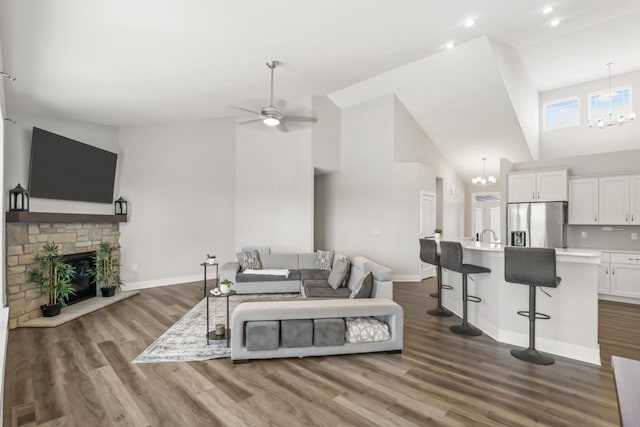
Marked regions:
[114,197,127,215]
[9,183,29,212]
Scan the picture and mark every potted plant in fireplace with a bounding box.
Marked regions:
[29,242,76,317]
[90,240,122,297]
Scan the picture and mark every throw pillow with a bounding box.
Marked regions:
[350,272,373,298]
[327,258,351,290]
[345,317,391,344]
[236,250,262,270]
[315,250,335,271]
[346,268,364,291]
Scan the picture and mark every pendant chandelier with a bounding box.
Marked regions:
[588,63,636,129]
[472,158,496,185]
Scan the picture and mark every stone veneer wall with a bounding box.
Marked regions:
[6,222,121,329]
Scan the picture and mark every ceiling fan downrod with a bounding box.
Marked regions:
[266,60,278,107]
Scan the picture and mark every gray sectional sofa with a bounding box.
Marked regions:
[220,246,393,299]
[230,298,403,361]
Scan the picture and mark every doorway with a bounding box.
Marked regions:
[420,191,436,279]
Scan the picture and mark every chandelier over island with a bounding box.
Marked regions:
[588,63,636,129]
[471,157,496,185]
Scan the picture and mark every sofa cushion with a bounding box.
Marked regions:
[328,258,351,290]
[261,253,299,269]
[315,250,334,271]
[303,279,331,288]
[299,253,318,269]
[246,320,280,351]
[241,246,271,256]
[350,272,373,299]
[281,319,313,348]
[305,286,351,299]
[236,271,301,282]
[313,318,346,346]
[345,317,390,344]
[236,250,262,270]
[300,269,331,281]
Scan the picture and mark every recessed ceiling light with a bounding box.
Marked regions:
[550,18,560,27]
[464,18,475,28]
[543,6,553,15]
[445,42,455,50]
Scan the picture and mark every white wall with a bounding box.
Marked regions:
[490,39,540,160]
[539,69,640,160]
[393,97,468,239]
[311,96,341,173]
[118,118,236,288]
[235,106,314,253]
[316,95,394,263]
[4,112,120,214]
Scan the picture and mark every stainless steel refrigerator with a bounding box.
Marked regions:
[507,202,568,248]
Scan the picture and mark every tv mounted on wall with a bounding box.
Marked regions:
[28,127,118,203]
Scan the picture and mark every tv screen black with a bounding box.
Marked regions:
[28,127,118,203]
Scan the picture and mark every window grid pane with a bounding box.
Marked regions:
[589,87,632,122]
[544,98,580,131]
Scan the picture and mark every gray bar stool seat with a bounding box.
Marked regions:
[419,238,453,317]
[505,247,561,365]
[439,241,491,336]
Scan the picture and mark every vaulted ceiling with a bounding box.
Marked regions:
[1,1,640,182]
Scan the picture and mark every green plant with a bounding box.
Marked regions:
[90,240,122,289]
[29,242,76,307]
[220,279,233,286]
[434,228,443,234]
[207,254,216,259]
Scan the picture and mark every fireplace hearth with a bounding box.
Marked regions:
[63,252,97,305]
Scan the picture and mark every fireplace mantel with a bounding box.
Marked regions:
[6,211,127,224]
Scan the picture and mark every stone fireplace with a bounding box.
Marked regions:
[6,220,121,329]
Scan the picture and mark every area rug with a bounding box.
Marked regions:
[133,293,300,363]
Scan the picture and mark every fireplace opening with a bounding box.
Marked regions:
[62,252,96,305]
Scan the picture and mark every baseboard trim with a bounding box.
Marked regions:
[498,329,601,366]
[599,294,640,305]
[393,274,420,282]
[122,274,204,291]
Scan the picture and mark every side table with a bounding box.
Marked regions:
[207,290,236,347]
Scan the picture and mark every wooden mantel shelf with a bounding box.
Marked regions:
[6,211,127,224]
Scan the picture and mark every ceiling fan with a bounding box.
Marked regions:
[232,60,318,132]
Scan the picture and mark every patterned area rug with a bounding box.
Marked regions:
[133,293,300,363]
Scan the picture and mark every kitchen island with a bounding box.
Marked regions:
[441,241,602,365]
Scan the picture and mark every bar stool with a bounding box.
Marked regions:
[440,241,491,336]
[419,238,453,317]
[504,247,561,365]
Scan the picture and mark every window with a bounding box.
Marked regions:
[543,97,580,131]
[472,193,501,243]
[589,86,632,122]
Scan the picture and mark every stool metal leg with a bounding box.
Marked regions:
[428,266,453,317]
[450,274,482,336]
[511,285,555,365]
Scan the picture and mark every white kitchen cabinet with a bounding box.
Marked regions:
[599,175,630,225]
[630,174,640,224]
[598,252,611,294]
[611,264,640,299]
[508,172,536,202]
[569,177,599,224]
[508,169,568,203]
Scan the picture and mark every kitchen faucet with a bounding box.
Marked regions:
[480,229,499,243]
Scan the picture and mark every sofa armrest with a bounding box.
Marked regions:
[220,262,240,286]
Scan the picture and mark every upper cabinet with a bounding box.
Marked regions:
[508,169,568,203]
[569,174,640,225]
[568,177,599,224]
[599,176,630,225]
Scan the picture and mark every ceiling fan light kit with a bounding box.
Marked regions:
[232,60,318,132]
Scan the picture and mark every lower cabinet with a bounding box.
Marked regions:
[599,251,640,299]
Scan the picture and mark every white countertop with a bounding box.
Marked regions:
[458,240,601,258]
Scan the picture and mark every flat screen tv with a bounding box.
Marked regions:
[28,127,118,203]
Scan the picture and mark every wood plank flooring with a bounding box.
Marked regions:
[4,279,639,426]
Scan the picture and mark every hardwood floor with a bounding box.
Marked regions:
[4,279,639,426]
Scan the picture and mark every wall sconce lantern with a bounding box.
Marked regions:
[114,197,127,215]
[9,183,30,212]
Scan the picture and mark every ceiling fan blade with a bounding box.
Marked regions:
[238,118,264,125]
[277,121,290,133]
[230,106,262,115]
[282,115,318,123]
